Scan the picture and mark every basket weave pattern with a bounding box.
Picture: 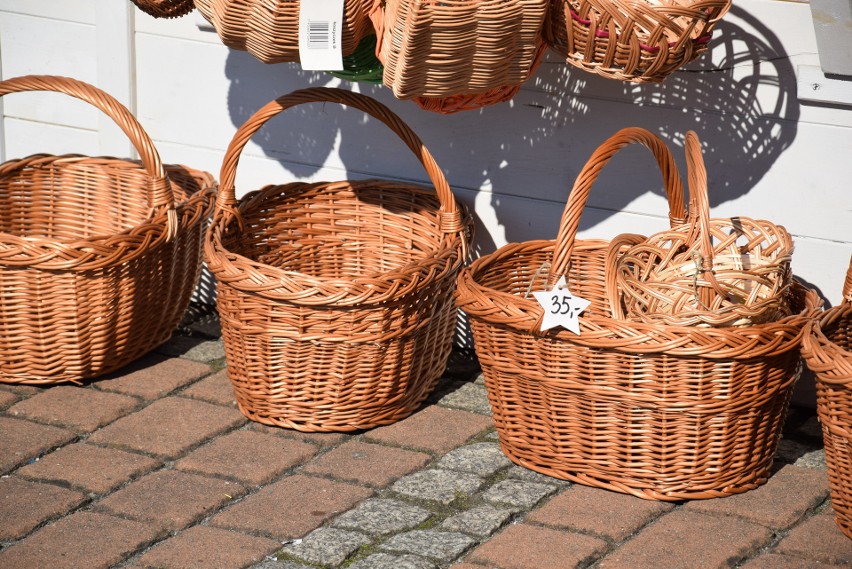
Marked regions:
[205,87,470,432]
[129,0,195,18]
[0,76,215,385]
[802,259,852,538]
[456,127,818,500]
[546,0,731,82]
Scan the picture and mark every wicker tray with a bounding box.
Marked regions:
[205,87,471,432]
[456,127,819,500]
[802,258,852,539]
[0,75,215,385]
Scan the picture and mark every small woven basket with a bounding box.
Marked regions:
[456,127,819,500]
[802,258,852,539]
[545,0,731,82]
[612,132,794,327]
[370,0,548,102]
[129,0,195,18]
[0,75,215,385]
[195,0,373,64]
[205,87,471,432]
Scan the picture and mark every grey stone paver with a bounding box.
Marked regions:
[437,442,512,477]
[380,529,475,562]
[253,561,315,569]
[347,552,437,569]
[158,336,225,362]
[505,464,572,486]
[482,478,559,510]
[437,382,493,416]
[280,528,370,566]
[391,469,485,505]
[331,498,431,536]
[440,504,514,538]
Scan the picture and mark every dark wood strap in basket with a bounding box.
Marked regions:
[0,75,177,238]
[550,127,687,285]
[216,87,465,237]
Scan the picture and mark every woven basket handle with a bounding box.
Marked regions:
[843,255,852,303]
[551,127,686,281]
[0,75,177,236]
[216,87,464,236]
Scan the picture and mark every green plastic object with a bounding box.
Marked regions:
[326,35,384,84]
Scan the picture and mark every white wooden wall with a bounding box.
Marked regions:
[1,0,850,305]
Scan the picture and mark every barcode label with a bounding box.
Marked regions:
[308,21,330,50]
[299,0,344,70]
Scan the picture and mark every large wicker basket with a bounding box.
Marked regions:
[0,75,215,385]
[204,87,471,432]
[802,258,852,539]
[545,0,731,82]
[370,0,548,108]
[456,127,819,500]
[195,0,373,64]
[129,0,195,18]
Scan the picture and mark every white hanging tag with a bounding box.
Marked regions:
[532,276,591,335]
[298,0,345,71]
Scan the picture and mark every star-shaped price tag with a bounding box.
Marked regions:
[531,276,591,335]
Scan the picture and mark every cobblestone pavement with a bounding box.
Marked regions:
[1,309,850,569]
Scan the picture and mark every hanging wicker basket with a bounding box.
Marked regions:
[802,258,852,539]
[194,0,373,64]
[370,0,548,106]
[129,0,195,18]
[545,0,732,82]
[612,132,794,327]
[204,87,471,432]
[456,127,820,500]
[0,75,215,385]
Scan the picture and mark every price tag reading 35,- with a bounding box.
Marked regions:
[532,276,591,334]
[298,0,345,71]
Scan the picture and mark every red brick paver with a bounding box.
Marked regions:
[7,386,138,432]
[131,525,279,569]
[96,469,245,531]
[596,510,773,569]
[0,511,161,569]
[249,421,350,447]
[88,396,245,459]
[17,442,161,494]
[740,552,848,568]
[365,406,494,454]
[211,474,373,539]
[774,512,852,565]
[96,355,212,400]
[176,429,317,486]
[180,368,237,406]
[0,476,86,541]
[466,523,608,569]
[683,465,830,529]
[301,440,431,487]
[527,485,674,541]
[0,389,17,408]
[0,416,75,473]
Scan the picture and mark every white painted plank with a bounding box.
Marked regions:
[96,0,136,157]
[0,0,95,23]
[3,118,98,158]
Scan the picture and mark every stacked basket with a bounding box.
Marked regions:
[456,127,819,500]
[802,258,852,538]
[204,87,471,432]
[0,75,215,385]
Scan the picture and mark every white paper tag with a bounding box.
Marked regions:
[299,0,345,71]
[531,276,591,335]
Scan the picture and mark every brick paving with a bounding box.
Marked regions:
[0,314,849,569]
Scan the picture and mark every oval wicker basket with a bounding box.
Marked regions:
[802,258,852,539]
[612,132,794,327]
[194,0,373,64]
[205,87,471,432]
[129,0,195,18]
[0,75,215,385]
[370,0,548,104]
[456,127,820,500]
[545,0,732,82]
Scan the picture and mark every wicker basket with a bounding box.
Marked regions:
[612,132,794,327]
[802,258,852,539]
[370,0,548,102]
[545,0,731,82]
[129,0,195,18]
[194,0,373,64]
[0,75,215,385]
[204,87,471,432]
[456,127,820,500]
